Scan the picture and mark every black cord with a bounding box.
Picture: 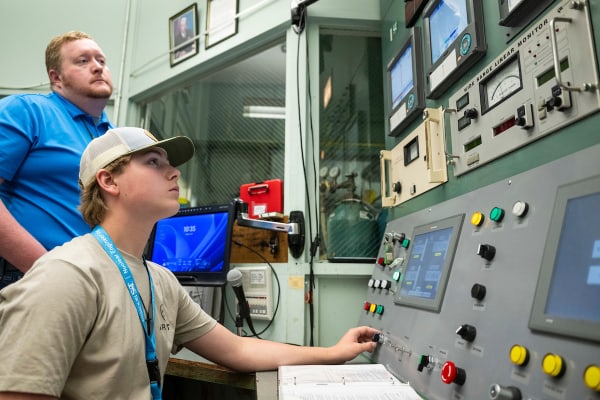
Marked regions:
[225,240,282,338]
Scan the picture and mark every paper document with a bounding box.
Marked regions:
[278,364,423,399]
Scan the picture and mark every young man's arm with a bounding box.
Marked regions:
[185,323,379,373]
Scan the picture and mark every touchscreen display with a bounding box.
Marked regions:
[429,0,468,63]
[390,44,414,110]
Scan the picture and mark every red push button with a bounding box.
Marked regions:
[441,361,466,385]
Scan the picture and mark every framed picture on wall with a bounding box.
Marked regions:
[169,4,199,67]
[205,0,238,49]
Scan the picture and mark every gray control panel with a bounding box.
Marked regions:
[359,144,600,400]
[448,0,600,176]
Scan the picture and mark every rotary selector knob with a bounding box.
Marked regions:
[456,324,477,342]
[477,244,496,261]
[418,354,435,372]
[464,108,478,119]
[471,283,487,301]
[489,383,522,400]
[392,181,402,194]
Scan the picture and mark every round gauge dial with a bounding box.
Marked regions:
[484,57,522,112]
[329,166,340,178]
[319,166,329,178]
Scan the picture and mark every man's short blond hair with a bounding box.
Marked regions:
[45,31,93,75]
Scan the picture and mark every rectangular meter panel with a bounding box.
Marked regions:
[381,107,447,207]
[422,0,486,99]
[448,0,600,176]
[386,27,426,137]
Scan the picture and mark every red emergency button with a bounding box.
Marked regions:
[363,301,371,311]
[441,361,466,385]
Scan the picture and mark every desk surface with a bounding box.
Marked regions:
[165,357,257,391]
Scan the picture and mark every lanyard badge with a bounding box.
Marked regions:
[92,226,162,399]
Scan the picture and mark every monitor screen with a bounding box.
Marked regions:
[529,176,600,343]
[390,44,414,112]
[145,203,235,286]
[429,0,468,64]
[386,27,425,137]
[394,214,464,312]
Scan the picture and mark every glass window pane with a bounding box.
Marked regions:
[143,42,286,207]
[319,32,386,262]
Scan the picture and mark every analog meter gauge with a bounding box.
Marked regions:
[481,54,522,114]
[329,166,341,179]
[319,166,329,178]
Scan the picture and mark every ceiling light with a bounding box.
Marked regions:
[243,105,286,119]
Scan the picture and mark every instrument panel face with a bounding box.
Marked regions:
[448,0,600,176]
[359,144,600,400]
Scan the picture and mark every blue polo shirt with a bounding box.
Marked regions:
[0,92,113,251]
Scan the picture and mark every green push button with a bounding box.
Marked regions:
[490,207,505,222]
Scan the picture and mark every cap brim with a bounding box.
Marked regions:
[134,136,195,167]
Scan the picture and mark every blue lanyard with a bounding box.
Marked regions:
[92,226,162,399]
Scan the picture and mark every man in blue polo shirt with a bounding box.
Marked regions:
[0,31,114,288]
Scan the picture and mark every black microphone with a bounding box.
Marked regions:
[227,268,251,321]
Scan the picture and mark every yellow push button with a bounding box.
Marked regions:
[542,353,565,378]
[471,212,484,227]
[509,345,529,366]
[584,365,600,391]
[369,303,377,314]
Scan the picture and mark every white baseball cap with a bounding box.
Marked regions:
[79,127,195,188]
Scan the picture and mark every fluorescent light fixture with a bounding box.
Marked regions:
[243,105,285,119]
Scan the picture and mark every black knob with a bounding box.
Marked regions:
[392,181,402,194]
[477,244,496,261]
[417,355,430,372]
[456,324,477,342]
[464,108,478,119]
[471,283,486,301]
[549,96,562,109]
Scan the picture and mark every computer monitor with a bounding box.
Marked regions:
[529,176,600,343]
[386,27,425,137]
[145,202,235,286]
[394,214,464,312]
[423,0,486,99]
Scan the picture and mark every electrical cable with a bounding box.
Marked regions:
[223,239,282,338]
[294,11,319,347]
[303,10,322,347]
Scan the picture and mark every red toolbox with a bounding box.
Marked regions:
[240,179,283,219]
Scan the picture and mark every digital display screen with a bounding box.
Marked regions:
[537,58,570,87]
[146,204,233,286]
[429,0,468,64]
[400,227,452,299]
[463,136,481,152]
[529,176,600,343]
[395,214,464,312]
[545,192,600,322]
[390,44,414,111]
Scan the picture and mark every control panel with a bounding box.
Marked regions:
[359,144,600,399]
[380,107,448,207]
[448,0,600,176]
[236,265,274,320]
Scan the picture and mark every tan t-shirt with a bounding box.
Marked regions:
[0,233,217,399]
